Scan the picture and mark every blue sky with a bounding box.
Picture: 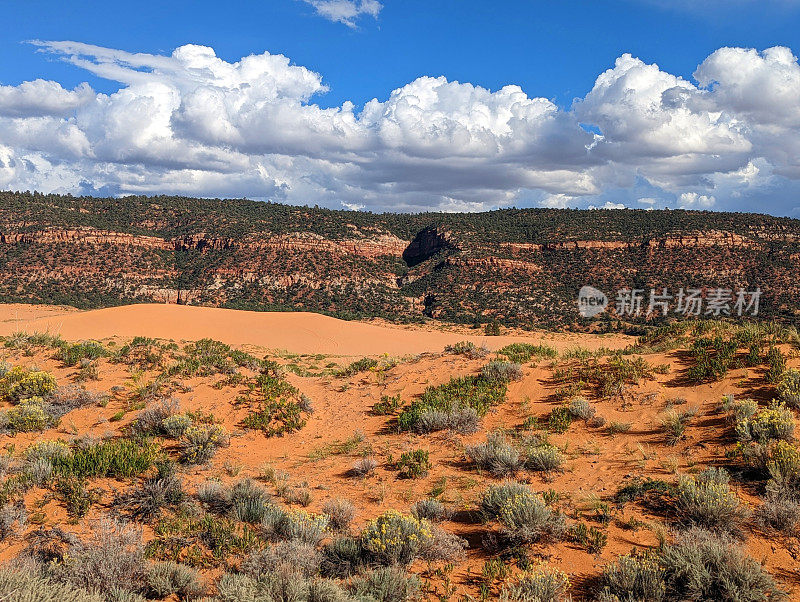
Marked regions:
[4,1,798,109]
[2,1,800,215]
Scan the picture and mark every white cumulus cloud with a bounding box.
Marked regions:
[2,41,800,214]
[301,0,382,28]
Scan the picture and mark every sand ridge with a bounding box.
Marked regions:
[0,303,628,356]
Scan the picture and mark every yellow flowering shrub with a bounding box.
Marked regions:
[280,508,329,545]
[500,564,571,602]
[179,424,229,464]
[778,368,800,407]
[4,398,58,433]
[676,468,749,532]
[601,553,666,602]
[735,401,794,443]
[361,510,433,565]
[0,366,57,402]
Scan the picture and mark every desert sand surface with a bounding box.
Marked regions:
[0,303,628,356]
[0,303,798,600]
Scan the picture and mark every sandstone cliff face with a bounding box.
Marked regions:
[0,228,408,259]
[2,218,799,327]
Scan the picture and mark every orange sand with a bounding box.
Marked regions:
[0,303,627,356]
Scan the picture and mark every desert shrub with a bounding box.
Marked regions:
[52,438,159,479]
[724,397,759,423]
[0,565,106,602]
[59,520,146,597]
[230,479,271,523]
[336,357,379,377]
[0,367,57,402]
[180,424,229,464]
[351,566,421,602]
[480,481,531,520]
[548,406,572,433]
[482,361,524,383]
[777,368,800,408]
[352,456,377,477]
[571,522,607,554]
[615,477,674,505]
[735,401,795,443]
[411,499,448,522]
[322,498,356,532]
[588,415,607,428]
[525,443,565,472]
[444,340,489,359]
[659,529,785,601]
[600,552,666,602]
[262,507,329,545]
[659,409,695,445]
[241,540,322,579]
[466,432,522,477]
[146,561,203,599]
[481,482,566,544]
[55,476,98,518]
[115,463,184,521]
[756,491,800,534]
[396,449,431,479]
[0,503,27,541]
[2,399,59,433]
[764,440,800,493]
[494,490,566,544]
[162,414,193,438]
[397,375,506,432]
[55,342,107,367]
[361,510,433,565]
[238,372,308,437]
[371,394,401,416]
[415,406,480,434]
[485,321,502,336]
[498,343,557,363]
[420,525,467,562]
[321,536,366,578]
[676,468,749,533]
[765,346,787,384]
[686,336,738,384]
[131,398,179,437]
[499,565,570,602]
[213,570,351,602]
[48,386,108,415]
[568,397,595,421]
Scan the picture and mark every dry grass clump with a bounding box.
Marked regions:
[113,462,185,521]
[659,407,697,446]
[411,499,449,522]
[466,432,522,477]
[756,492,800,535]
[322,498,356,532]
[352,456,377,477]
